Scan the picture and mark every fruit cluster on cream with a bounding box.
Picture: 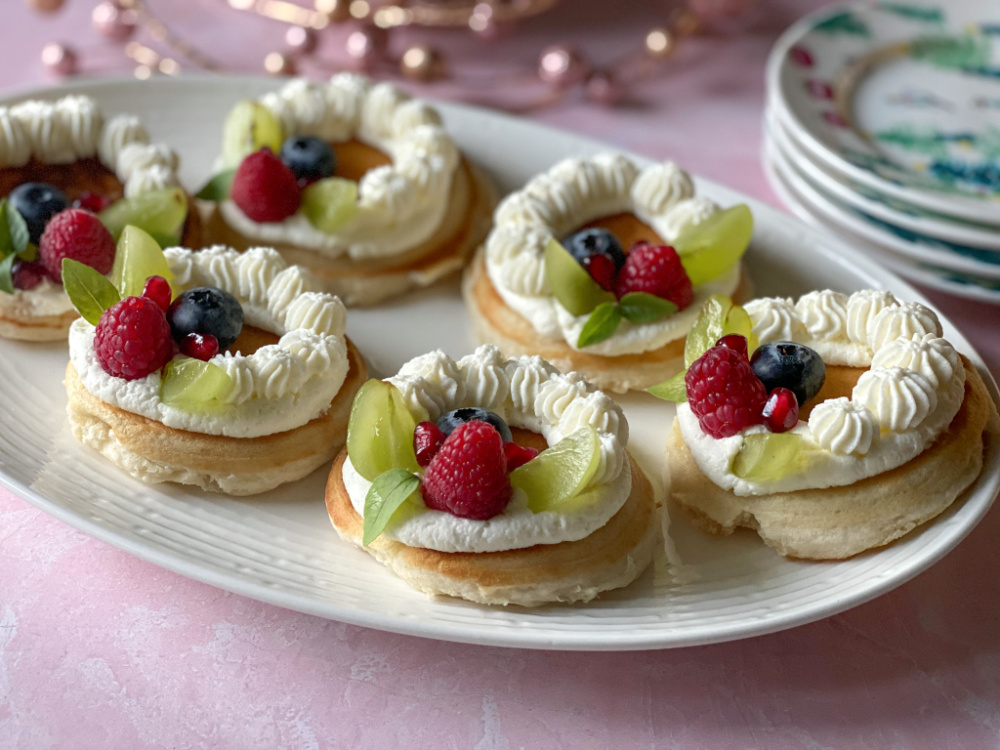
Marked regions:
[342,345,632,553]
[484,153,740,355]
[68,245,350,438]
[678,290,967,495]
[0,95,180,197]
[218,73,459,261]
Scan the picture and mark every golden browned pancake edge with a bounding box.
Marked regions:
[65,337,367,496]
[202,156,497,307]
[461,246,753,393]
[667,358,999,560]
[325,452,659,607]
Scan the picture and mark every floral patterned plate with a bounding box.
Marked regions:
[767,0,1000,225]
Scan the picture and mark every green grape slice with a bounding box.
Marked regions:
[731,432,805,481]
[302,178,359,233]
[111,226,172,299]
[221,100,284,169]
[100,187,188,242]
[544,238,615,317]
[684,294,732,367]
[510,425,601,513]
[347,379,421,481]
[676,204,753,286]
[160,357,232,412]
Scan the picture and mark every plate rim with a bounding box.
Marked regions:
[2,74,999,651]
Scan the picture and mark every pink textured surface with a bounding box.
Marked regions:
[2,1,999,747]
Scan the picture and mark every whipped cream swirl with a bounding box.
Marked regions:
[218,73,459,262]
[343,345,632,553]
[69,246,350,438]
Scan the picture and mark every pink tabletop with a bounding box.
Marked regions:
[2,1,999,747]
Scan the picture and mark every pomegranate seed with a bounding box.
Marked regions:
[179,332,220,361]
[717,334,749,358]
[72,191,110,213]
[762,387,799,433]
[583,252,618,292]
[11,260,49,290]
[504,442,538,471]
[413,421,446,467]
[142,275,173,313]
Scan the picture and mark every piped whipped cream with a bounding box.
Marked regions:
[68,246,350,438]
[217,73,459,261]
[484,153,739,356]
[678,291,967,495]
[0,95,179,199]
[342,345,632,553]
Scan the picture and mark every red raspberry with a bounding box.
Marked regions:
[685,343,767,438]
[11,260,49,290]
[583,253,618,292]
[230,148,301,223]
[39,208,116,283]
[142,275,172,313]
[503,442,538,471]
[179,332,219,361]
[614,243,694,309]
[413,421,446,467]
[94,296,174,381]
[421,420,512,520]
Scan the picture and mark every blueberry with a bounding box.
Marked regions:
[280,136,336,182]
[9,182,69,245]
[167,287,244,351]
[750,341,826,406]
[562,228,626,271]
[436,408,512,444]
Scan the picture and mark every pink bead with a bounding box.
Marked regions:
[41,42,77,76]
[92,1,137,42]
[346,26,388,69]
[687,0,753,20]
[762,387,799,433]
[285,25,317,55]
[585,71,625,106]
[538,44,589,87]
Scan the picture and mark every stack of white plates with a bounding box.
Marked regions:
[763,0,1000,303]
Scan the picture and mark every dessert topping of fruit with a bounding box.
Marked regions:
[40,208,116,283]
[221,100,284,170]
[301,177,358,234]
[98,186,189,246]
[673,204,753,286]
[614,242,694,309]
[413,420,446,468]
[509,425,599,513]
[167,286,244,351]
[0,198,36,294]
[750,341,826,407]
[94,294,174,381]
[179,332,220,362]
[762,387,799,434]
[562,228,626,272]
[421,420,513,520]
[281,135,337,183]
[436,407,513,444]
[230,148,301,223]
[685,339,768,439]
[141,274,172,313]
[9,182,68,245]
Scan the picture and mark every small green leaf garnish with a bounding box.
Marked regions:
[545,237,615,317]
[0,254,16,295]
[731,433,805,481]
[195,169,237,202]
[619,292,678,325]
[62,258,120,325]
[5,201,29,256]
[577,301,622,348]
[362,469,421,546]
[645,370,688,403]
[159,356,232,411]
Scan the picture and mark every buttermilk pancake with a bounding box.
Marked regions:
[325,346,658,606]
[66,243,365,495]
[201,73,495,306]
[0,94,200,341]
[464,153,752,393]
[665,290,999,559]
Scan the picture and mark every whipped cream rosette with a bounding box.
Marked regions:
[203,73,495,306]
[0,94,197,342]
[463,152,753,393]
[65,238,366,496]
[664,290,999,559]
[325,345,658,607]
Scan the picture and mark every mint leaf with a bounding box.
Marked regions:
[62,258,120,325]
[0,199,12,259]
[619,292,678,324]
[0,252,15,294]
[363,469,421,546]
[646,370,688,403]
[577,301,622,348]
[195,169,236,201]
[6,201,28,256]
[19,242,37,262]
